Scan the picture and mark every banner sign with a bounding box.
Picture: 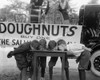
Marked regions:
[0,22,82,47]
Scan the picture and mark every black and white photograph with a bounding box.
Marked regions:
[0,0,100,80]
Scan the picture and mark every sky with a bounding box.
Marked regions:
[0,0,100,13]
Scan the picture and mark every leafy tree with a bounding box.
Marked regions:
[0,7,13,21]
[0,0,29,22]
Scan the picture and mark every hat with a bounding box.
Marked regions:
[39,39,47,50]
[31,40,40,50]
[57,39,67,51]
[39,39,47,47]
[48,40,56,50]
[57,39,66,46]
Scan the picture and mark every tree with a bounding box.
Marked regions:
[0,0,29,22]
[0,6,14,21]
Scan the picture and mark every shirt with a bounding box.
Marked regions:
[66,43,85,56]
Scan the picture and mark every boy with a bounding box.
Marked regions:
[48,39,91,80]
[7,40,40,80]
[48,39,69,80]
[67,43,91,80]
[39,39,47,80]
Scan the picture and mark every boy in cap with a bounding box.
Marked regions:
[57,39,91,80]
[48,39,69,80]
[7,40,40,80]
[67,43,91,80]
[39,39,47,80]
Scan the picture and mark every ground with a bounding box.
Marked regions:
[0,47,100,80]
[0,68,100,80]
[0,59,100,80]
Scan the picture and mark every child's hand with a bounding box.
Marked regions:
[82,46,92,51]
[7,51,13,58]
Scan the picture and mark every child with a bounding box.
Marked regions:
[39,39,47,80]
[48,39,69,80]
[67,43,91,80]
[7,40,40,80]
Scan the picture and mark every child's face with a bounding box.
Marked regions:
[58,44,66,51]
